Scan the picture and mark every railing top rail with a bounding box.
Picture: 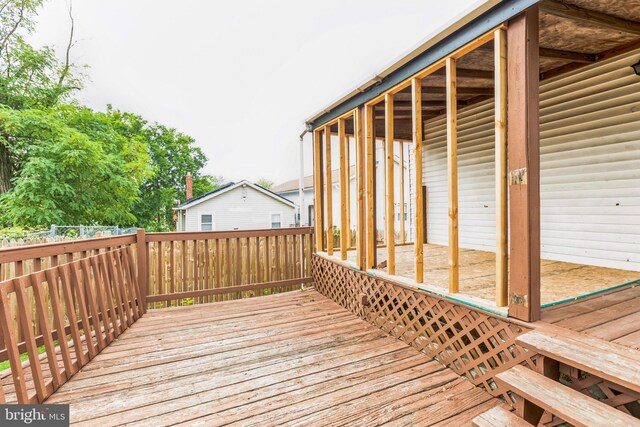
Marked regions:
[0,234,137,264]
[145,227,314,242]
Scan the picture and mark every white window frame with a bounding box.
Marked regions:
[270,211,282,229]
[200,213,215,231]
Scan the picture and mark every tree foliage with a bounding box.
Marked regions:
[0,0,219,230]
[256,178,274,189]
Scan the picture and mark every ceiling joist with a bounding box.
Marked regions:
[540,0,640,36]
[539,47,595,63]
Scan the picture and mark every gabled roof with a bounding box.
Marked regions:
[174,180,295,210]
[272,165,357,193]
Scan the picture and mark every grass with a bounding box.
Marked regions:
[0,342,58,372]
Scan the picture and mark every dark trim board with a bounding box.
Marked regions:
[308,0,540,130]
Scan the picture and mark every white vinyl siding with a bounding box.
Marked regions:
[423,48,640,271]
[182,185,295,231]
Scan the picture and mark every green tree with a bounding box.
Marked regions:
[256,178,274,189]
[132,122,222,231]
[0,106,150,227]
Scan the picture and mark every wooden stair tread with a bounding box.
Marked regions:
[472,406,532,427]
[495,365,640,427]
[517,326,640,394]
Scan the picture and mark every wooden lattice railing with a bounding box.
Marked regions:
[311,255,537,401]
[144,227,314,308]
[0,247,142,404]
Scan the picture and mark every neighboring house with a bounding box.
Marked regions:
[174,180,296,232]
[273,145,411,238]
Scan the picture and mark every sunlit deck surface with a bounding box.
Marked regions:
[541,282,640,350]
[349,244,638,305]
[45,289,504,426]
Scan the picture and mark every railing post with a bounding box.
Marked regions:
[136,228,148,313]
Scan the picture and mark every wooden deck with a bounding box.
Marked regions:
[350,244,639,305]
[45,289,504,426]
[542,283,640,349]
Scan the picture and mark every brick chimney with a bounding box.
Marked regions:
[186,171,193,200]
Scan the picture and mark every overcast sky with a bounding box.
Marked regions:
[31,0,475,186]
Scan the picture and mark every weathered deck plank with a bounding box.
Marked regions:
[45,290,501,426]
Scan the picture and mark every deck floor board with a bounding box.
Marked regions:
[44,290,500,426]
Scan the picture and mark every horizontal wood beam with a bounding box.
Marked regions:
[147,277,313,303]
[539,47,595,63]
[432,68,494,80]
[540,0,640,36]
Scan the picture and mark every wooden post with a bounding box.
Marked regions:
[385,93,395,275]
[345,135,351,248]
[412,78,424,283]
[446,57,459,293]
[508,7,541,321]
[495,28,508,307]
[400,142,406,244]
[313,129,324,252]
[324,125,333,256]
[365,104,377,268]
[339,118,348,260]
[355,107,366,270]
[136,228,147,312]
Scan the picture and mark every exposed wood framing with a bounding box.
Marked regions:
[345,134,351,249]
[539,47,595,63]
[412,78,424,283]
[399,142,405,244]
[365,104,376,269]
[540,0,640,36]
[495,28,508,307]
[324,125,333,256]
[355,107,365,270]
[507,7,541,321]
[313,129,324,252]
[384,93,395,275]
[446,57,459,294]
[339,118,348,260]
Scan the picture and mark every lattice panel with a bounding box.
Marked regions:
[312,255,536,401]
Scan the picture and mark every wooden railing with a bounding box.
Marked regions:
[0,247,142,403]
[144,227,314,308]
[0,226,314,403]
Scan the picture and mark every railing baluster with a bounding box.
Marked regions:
[58,265,88,366]
[0,282,29,403]
[44,268,75,377]
[30,271,64,390]
[15,276,48,402]
[113,250,134,325]
[89,256,113,342]
[105,252,128,331]
[69,262,98,359]
[80,259,106,351]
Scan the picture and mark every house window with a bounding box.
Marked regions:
[271,212,282,228]
[201,214,213,231]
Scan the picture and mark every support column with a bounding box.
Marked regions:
[495,28,508,307]
[400,142,406,244]
[412,78,424,283]
[339,118,348,260]
[446,57,459,293]
[508,6,541,321]
[355,107,366,270]
[324,125,333,256]
[365,104,377,269]
[313,129,324,253]
[385,93,395,275]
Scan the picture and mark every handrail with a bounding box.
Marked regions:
[0,247,142,404]
[145,226,313,242]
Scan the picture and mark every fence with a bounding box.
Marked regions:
[0,226,137,248]
[0,227,314,402]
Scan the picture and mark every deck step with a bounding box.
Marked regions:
[495,365,640,427]
[471,406,532,427]
[516,325,640,394]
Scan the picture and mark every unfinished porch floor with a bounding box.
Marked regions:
[349,244,639,305]
[45,289,504,426]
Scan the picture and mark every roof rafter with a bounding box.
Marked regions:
[540,0,640,36]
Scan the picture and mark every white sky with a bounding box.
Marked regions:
[31,0,474,185]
